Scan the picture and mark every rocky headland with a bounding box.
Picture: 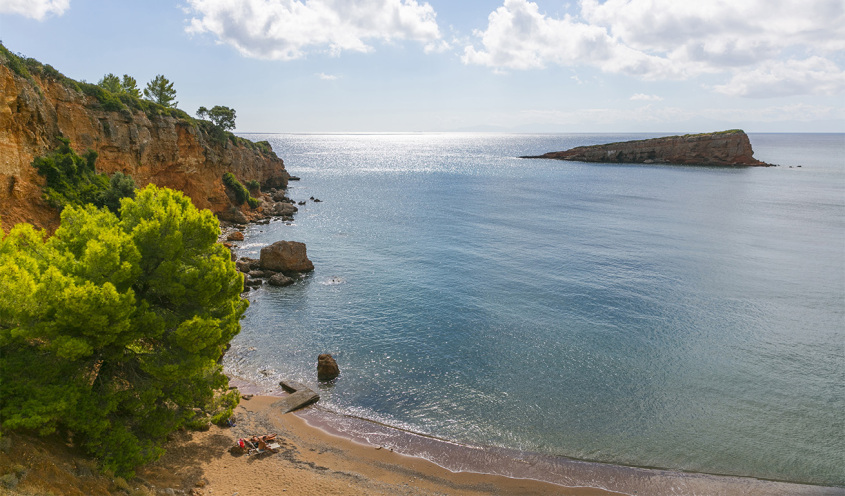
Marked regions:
[521,130,772,167]
[0,52,290,233]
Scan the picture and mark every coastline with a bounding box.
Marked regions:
[218,159,843,495]
[219,383,842,496]
[138,394,617,496]
[219,221,842,495]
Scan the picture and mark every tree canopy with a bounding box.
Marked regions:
[98,73,142,99]
[121,75,141,98]
[198,105,237,131]
[98,73,122,94]
[143,74,177,108]
[0,185,246,476]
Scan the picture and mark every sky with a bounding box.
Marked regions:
[0,0,843,133]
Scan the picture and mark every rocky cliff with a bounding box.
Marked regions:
[0,57,289,233]
[521,130,771,167]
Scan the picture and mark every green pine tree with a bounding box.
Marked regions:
[0,185,245,477]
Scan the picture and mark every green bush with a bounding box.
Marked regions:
[79,82,127,112]
[222,172,259,209]
[254,140,273,155]
[245,179,260,191]
[0,43,32,81]
[32,137,135,213]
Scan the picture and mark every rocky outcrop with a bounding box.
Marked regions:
[260,240,314,274]
[273,381,320,413]
[317,354,340,381]
[521,130,771,167]
[0,61,289,232]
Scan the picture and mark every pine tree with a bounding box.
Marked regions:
[143,74,177,108]
[0,185,245,476]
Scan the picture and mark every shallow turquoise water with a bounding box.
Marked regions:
[226,133,845,486]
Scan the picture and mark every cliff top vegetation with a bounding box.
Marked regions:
[0,42,274,157]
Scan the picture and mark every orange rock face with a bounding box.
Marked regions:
[522,130,771,167]
[0,64,288,233]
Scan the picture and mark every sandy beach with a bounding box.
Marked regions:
[132,396,619,496]
[136,395,617,496]
[129,391,844,496]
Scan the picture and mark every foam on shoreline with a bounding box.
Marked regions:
[228,378,839,496]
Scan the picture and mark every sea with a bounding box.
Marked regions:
[224,132,844,492]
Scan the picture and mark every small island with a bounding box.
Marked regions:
[521,130,772,167]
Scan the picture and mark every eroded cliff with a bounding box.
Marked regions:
[521,130,771,167]
[0,56,288,233]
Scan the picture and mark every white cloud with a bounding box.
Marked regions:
[581,0,845,65]
[316,72,338,80]
[185,0,443,60]
[713,57,845,98]
[630,93,662,101]
[494,103,843,129]
[463,0,845,97]
[0,0,69,20]
[461,0,682,79]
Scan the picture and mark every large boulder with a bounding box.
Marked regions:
[272,202,298,217]
[260,241,314,274]
[317,354,340,381]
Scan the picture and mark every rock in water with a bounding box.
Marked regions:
[268,272,295,287]
[317,354,340,381]
[273,390,320,413]
[520,130,772,167]
[260,241,314,274]
[227,231,244,241]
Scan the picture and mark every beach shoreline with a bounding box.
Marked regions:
[136,388,842,496]
[138,394,618,496]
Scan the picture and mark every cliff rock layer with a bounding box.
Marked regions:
[0,63,288,232]
[521,130,771,167]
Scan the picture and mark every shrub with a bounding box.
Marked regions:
[254,140,273,155]
[79,82,126,112]
[222,172,259,209]
[0,44,32,81]
[32,137,134,213]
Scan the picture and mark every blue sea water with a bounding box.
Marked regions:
[226,133,845,487]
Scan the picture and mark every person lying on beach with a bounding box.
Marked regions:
[248,434,277,443]
[257,439,278,453]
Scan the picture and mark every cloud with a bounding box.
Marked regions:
[496,103,844,129]
[0,0,69,20]
[461,0,682,78]
[316,72,338,80]
[712,57,845,98]
[581,0,845,65]
[185,0,443,60]
[630,93,663,101]
[463,0,845,97]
